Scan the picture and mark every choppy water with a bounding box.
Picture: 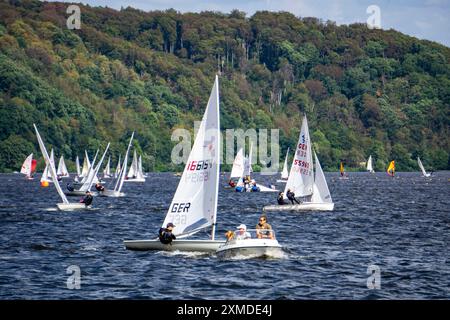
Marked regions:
[0,172,449,299]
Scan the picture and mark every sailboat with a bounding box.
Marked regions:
[124,76,226,252]
[40,149,55,186]
[387,160,395,177]
[366,155,375,173]
[263,115,334,212]
[125,150,146,182]
[100,132,134,197]
[103,156,111,179]
[57,155,70,178]
[114,154,121,179]
[34,124,89,211]
[138,155,147,178]
[20,153,37,180]
[417,157,431,177]
[228,147,244,187]
[276,148,289,183]
[339,162,349,180]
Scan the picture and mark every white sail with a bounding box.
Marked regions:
[281,148,290,180]
[367,155,374,173]
[417,157,430,177]
[75,156,81,176]
[284,115,314,197]
[114,133,134,193]
[45,149,55,180]
[20,154,33,176]
[137,155,145,179]
[80,151,90,178]
[162,75,220,239]
[41,164,49,183]
[127,150,137,178]
[103,156,111,178]
[33,124,69,204]
[79,150,99,191]
[57,155,69,178]
[311,152,332,203]
[114,154,121,179]
[230,148,244,179]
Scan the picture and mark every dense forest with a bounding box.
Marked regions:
[0,0,449,172]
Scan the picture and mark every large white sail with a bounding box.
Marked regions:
[284,115,314,197]
[162,75,220,239]
[137,155,145,179]
[33,124,69,204]
[280,148,290,180]
[114,154,121,179]
[103,156,111,178]
[20,154,33,176]
[243,142,253,177]
[311,152,332,203]
[367,155,374,173]
[417,157,430,177]
[57,155,69,178]
[230,148,244,179]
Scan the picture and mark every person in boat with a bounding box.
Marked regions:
[57,175,62,182]
[277,192,288,205]
[95,182,105,192]
[286,189,301,205]
[228,179,236,188]
[235,179,245,192]
[158,222,176,244]
[225,230,235,241]
[235,224,251,240]
[80,191,93,207]
[250,180,260,192]
[66,182,74,192]
[256,215,274,239]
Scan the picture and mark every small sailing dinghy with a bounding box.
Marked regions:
[366,155,375,173]
[417,157,431,177]
[124,76,226,252]
[227,147,244,187]
[125,150,146,182]
[276,148,289,183]
[263,115,334,212]
[387,160,395,177]
[99,132,134,197]
[339,162,349,180]
[57,155,70,178]
[20,153,37,180]
[34,124,89,211]
[103,156,111,179]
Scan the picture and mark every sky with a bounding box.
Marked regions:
[57,0,450,47]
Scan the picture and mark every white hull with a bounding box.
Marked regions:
[216,239,283,259]
[125,178,146,183]
[276,179,287,183]
[98,190,125,197]
[57,203,89,211]
[263,202,334,212]
[258,185,279,192]
[123,239,226,252]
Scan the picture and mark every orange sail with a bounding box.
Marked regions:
[340,162,344,177]
[387,160,395,177]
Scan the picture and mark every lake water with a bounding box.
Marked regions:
[0,172,449,299]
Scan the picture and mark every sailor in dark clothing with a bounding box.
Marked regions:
[80,191,93,207]
[277,192,287,205]
[67,182,74,192]
[95,182,105,192]
[286,189,301,204]
[158,222,176,244]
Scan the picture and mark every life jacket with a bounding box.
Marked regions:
[158,228,174,244]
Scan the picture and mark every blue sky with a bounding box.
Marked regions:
[58,0,450,47]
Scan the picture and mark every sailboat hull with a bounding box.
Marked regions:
[57,203,89,211]
[124,178,146,183]
[258,185,279,192]
[65,190,92,196]
[263,202,334,212]
[276,179,287,183]
[98,190,125,197]
[216,239,283,259]
[123,239,226,252]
